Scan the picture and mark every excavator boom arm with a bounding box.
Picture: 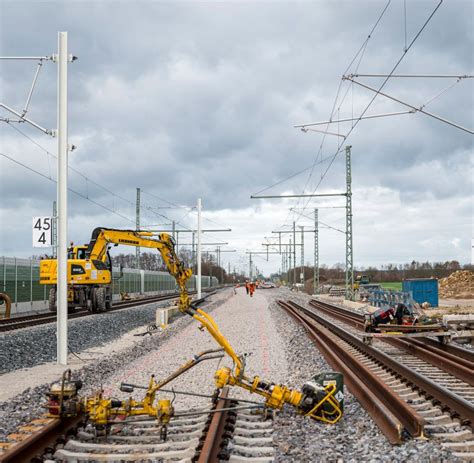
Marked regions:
[85,228,192,310]
[78,228,341,423]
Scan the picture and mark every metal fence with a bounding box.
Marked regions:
[368,288,414,310]
[0,256,217,310]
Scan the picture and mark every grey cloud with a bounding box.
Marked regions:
[1,1,472,266]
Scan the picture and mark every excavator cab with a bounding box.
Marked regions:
[67,245,87,260]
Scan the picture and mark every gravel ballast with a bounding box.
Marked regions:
[0,300,181,374]
[0,287,462,461]
[268,288,458,462]
[0,291,230,441]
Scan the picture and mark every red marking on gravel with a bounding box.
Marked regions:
[102,322,197,396]
[258,303,270,377]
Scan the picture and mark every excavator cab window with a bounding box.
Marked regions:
[68,247,87,260]
[105,250,113,272]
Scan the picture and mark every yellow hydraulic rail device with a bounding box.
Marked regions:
[45,228,342,432]
[40,228,192,312]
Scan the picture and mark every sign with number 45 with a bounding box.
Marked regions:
[32,217,53,248]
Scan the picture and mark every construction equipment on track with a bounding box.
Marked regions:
[40,227,191,313]
[33,228,344,441]
[363,302,450,344]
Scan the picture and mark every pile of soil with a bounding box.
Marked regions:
[439,270,474,299]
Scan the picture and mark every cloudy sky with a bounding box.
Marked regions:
[0,0,472,275]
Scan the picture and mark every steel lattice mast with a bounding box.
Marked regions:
[345,146,354,300]
[314,208,319,294]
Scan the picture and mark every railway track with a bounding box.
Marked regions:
[309,299,474,363]
[308,299,474,387]
[277,299,474,460]
[0,288,218,333]
[0,388,275,462]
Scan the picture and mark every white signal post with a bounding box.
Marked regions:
[0,33,74,365]
[197,198,202,298]
[56,32,69,365]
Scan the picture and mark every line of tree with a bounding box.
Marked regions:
[274,260,473,286]
[358,261,471,283]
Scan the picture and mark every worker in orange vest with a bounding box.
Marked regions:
[249,281,256,297]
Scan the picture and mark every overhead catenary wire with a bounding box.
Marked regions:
[4,121,136,207]
[142,188,231,232]
[1,56,230,257]
[296,0,444,221]
[346,76,473,134]
[274,0,392,231]
[251,153,341,197]
[0,150,135,223]
[3,122,203,232]
[349,74,473,78]
[418,77,465,110]
[2,145,231,250]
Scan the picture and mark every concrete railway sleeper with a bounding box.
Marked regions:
[309,299,474,387]
[278,299,474,460]
[295,301,474,424]
[309,299,474,362]
[0,387,276,462]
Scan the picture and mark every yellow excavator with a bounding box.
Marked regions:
[40,227,191,312]
[42,228,343,430]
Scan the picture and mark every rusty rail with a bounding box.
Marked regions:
[0,415,84,463]
[417,337,474,363]
[197,388,232,462]
[278,300,406,444]
[309,299,474,385]
[292,301,474,426]
[279,300,424,442]
[0,288,217,332]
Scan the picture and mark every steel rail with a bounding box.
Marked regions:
[417,337,474,364]
[309,299,474,384]
[381,337,474,386]
[293,302,474,425]
[282,300,425,438]
[404,337,474,370]
[277,300,406,444]
[0,415,85,462]
[0,288,219,332]
[309,299,364,328]
[197,387,231,462]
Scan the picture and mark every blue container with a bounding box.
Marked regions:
[402,278,438,307]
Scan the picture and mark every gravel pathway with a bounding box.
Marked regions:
[99,285,290,409]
